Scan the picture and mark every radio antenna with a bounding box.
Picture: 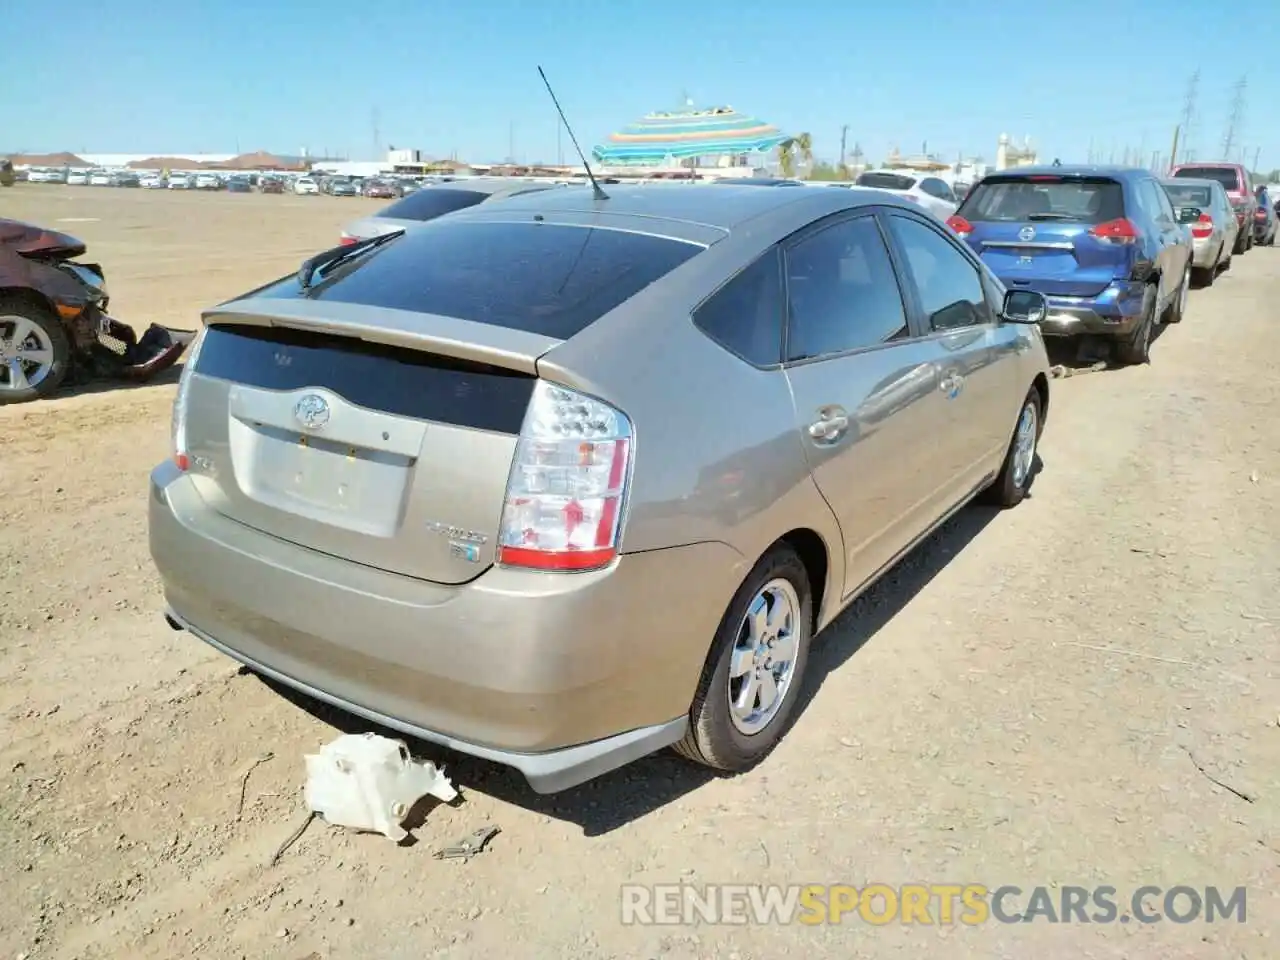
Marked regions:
[537,66,608,201]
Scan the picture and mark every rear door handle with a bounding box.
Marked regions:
[807,409,850,444]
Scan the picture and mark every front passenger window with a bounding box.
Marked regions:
[888,215,991,332]
[784,216,909,361]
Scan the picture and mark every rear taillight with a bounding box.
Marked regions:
[339,234,357,246]
[1089,218,1139,244]
[171,326,207,471]
[1191,213,1214,238]
[946,215,973,237]
[1255,209,1267,220]
[497,381,633,572]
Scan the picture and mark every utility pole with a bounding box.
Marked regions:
[1168,126,1180,173]
[371,107,381,159]
[839,124,849,172]
[1178,69,1199,164]
[1252,146,1262,173]
[1221,76,1246,159]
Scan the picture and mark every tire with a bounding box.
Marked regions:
[674,545,813,773]
[979,387,1042,508]
[1114,283,1157,366]
[1164,264,1190,323]
[1193,264,1215,288]
[1233,229,1247,255]
[0,295,72,405]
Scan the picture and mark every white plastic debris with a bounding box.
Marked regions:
[303,733,458,841]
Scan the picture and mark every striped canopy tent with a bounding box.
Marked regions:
[592,102,789,166]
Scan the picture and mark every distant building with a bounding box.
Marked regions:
[995,134,1038,171]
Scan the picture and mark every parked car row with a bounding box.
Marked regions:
[941,161,1275,364]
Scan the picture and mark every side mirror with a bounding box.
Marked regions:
[1000,289,1047,325]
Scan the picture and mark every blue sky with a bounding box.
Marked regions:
[4,0,1276,171]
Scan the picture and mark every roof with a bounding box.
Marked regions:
[433,178,558,197]
[592,104,789,165]
[450,182,889,234]
[982,164,1150,180]
[713,177,804,187]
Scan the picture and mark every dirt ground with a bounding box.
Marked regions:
[1,186,1276,960]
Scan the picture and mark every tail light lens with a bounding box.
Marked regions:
[1255,209,1268,220]
[1089,218,1139,244]
[339,234,358,246]
[171,326,207,471]
[1191,213,1214,239]
[497,381,633,572]
[946,215,973,237]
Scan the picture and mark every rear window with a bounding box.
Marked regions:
[1163,183,1213,208]
[376,188,488,221]
[958,176,1124,224]
[280,221,704,339]
[856,172,918,191]
[1173,166,1240,192]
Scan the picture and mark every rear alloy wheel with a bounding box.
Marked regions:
[1114,283,1157,366]
[0,297,71,405]
[980,388,1042,508]
[674,545,812,773]
[1164,264,1190,323]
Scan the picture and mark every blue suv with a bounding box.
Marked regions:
[947,166,1193,365]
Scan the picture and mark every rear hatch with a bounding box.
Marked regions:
[1173,166,1247,217]
[854,171,918,199]
[178,217,704,584]
[953,173,1129,297]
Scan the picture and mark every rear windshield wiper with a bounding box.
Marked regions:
[1026,212,1079,221]
[297,229,405,290]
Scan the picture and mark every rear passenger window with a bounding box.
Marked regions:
[783,216,909,361]
[693,248,785,365]
[888,215,991,332]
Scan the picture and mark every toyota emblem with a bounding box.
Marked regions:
[1018,225,1036,242]
[293,393,331,431]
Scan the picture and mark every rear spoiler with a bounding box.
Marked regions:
[204,297,563,375]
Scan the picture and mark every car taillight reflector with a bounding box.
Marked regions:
[1026,175,1062,182]
[946,215,973,237]
[171,326,207,471]
[339,234,358,246]
[1088,218,1139,244]
[497,381,633,572]
[1191,213,1214,238]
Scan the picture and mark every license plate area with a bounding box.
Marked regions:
[230,419,412,537]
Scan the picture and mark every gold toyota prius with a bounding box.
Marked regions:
[150,183,1051,792]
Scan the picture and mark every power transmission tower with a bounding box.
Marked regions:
[1177,69,1199,163]
[1221,76,1246,159]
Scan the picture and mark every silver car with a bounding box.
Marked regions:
[337,178,562,245]
[150,185,1051,793]
[1161,178,1237,286]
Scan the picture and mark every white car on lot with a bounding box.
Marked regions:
[67,171,90,185]
[168,175,192,190]
[89,170,114,186]
[140,174,166,189]
[194,173,221,190]
[294,176,320,195]
[854,169,959,219]
[28,167,68,183]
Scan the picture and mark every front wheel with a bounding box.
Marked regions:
[0,296,72,405]
[674,545,813,773]
[980,388,1042,508]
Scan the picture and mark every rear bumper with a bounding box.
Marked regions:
[148,461,745,793]
[1191,234,1223,267]
[1033,280,1148,338]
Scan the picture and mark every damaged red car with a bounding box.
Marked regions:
[0,218,194,403]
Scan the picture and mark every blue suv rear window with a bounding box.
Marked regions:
[960,176,1125,225]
